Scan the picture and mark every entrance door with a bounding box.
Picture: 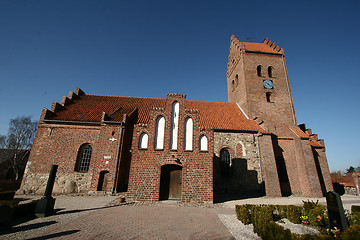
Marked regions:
[159,165,182,200]
[97,171,109,191]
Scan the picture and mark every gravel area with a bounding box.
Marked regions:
[0,194,118,240]
[277,219,319,235]
[218,214,261,240]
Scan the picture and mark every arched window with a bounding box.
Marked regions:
[220,148,231,166]
[268,66,274,77]
[257,65,262,77]
[170,101,179,150]
[139,132,148,149]
[155,116,165,149]
[75,144,92,172]
[235,74,239,87]
[199,135,208,151]
[184,117,193,150]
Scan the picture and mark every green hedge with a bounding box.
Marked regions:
[235,203,360,240]
[351,205,360,213]
[341,224,360,240]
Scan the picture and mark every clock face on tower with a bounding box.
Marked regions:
[263,80,273,89]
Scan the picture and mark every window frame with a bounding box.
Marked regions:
[75,144,92,173]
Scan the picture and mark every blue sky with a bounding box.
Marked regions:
[0,0,359,172]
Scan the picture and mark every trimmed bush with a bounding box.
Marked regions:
[349,212,360,226]
[341,224,360,240]
[351,205,360,213]
[235,204,251,224]
[286,205,302,224]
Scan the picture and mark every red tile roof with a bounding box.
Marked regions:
[46,94,266,132]
[290,127,323,147]
[241,42,279,54]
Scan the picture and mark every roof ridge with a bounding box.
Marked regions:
[187,99,230,104]
[86,94,165,100]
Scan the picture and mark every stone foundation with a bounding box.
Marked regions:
[20,172,92,195]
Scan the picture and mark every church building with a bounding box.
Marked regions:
[20,36,333,203]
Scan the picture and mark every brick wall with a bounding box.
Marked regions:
[127,94,214,203]
[21,122,123,194]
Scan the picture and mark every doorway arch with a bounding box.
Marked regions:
[159,164,182,200]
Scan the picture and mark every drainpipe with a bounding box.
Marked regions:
[112,122,125,194]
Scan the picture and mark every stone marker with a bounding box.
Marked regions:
[35,165,58,217]
[326,191,348,231]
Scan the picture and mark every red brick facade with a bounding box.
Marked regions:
[20,36,333,202]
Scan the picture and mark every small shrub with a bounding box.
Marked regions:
[351,205,360,213]
[286,205,302,224]
[349,212,360,226]
[308,205,328,226]
[235,205,251,224]
[341,224,360,240]
[303,200,319,215]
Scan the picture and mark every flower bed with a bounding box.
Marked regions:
[235,202,360,240]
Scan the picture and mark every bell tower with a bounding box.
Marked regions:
[227,35,297,133]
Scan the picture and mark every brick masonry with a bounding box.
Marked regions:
[20,36,333,203]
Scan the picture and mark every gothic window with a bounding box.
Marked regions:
[257,65,262,77]
[220,148,231,166]
[235,74,239,87]
[139,132,148,149]
[75,144,92,172]
[268,66,274,77]
[199,135,208,151]
[184,117,193,150]
[155,116,165,149]
[170,101,179,150]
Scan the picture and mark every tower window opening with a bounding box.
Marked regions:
[235,74,239,87]
[257,65,262,77]
[268,66,274,77]
[266,92,272,102]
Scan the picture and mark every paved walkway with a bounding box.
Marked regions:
[0,194,359,239]
[26,205,234,240]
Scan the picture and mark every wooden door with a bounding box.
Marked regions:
[169,169,182,200]
[159,165,182,200]
[97,171,109,191]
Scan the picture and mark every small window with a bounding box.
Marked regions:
[170,101,179,150]
[266,92,272,102]
[231,80,235,91]
[75,144,92,172]
[139,133,148,149]
[257,65,262,77]
[199,135,208,151]
[184,117,193,150]
[235,74,239,87]
[155,116,165,149]
[268,66,274,77]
